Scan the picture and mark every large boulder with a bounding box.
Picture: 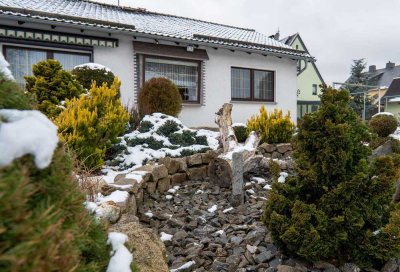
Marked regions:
[157,176,171,194]
[110,215,169,272]
[187,165,208,181]
[276,143,292,154]
[158,157,181,174]
[171,173,187,185]
[187,154,203,166]
[371,140,393,159]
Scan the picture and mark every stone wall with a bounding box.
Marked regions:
[257,143,293,159]
[101,149,220,218]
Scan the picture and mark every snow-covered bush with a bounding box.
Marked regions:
[25,59,84,118]
[138,77,182,117]
[263,86,400,268]
[369,114,398,137]
[247,106,295,144]
[104,113,219,172]
[0,79,110,271]
[72,63,116,92]
[55,78,129,169]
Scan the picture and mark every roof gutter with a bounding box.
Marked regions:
[0,9,314,61]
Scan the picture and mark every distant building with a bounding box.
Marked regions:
[280,33,325,119]
[383,78,400,116]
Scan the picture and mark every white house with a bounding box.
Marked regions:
[0,0,313,127]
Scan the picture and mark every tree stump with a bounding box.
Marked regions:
[208,103,260,192]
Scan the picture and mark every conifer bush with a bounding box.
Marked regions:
[0,77,109,271]
[71,64,116,91]
[25,59,84,118]
[369,114,398,137]
[233,124,248,143]
[247,106,295,144]
[138,77,182,117]
[55,78,129,169]
[263,86,400,268]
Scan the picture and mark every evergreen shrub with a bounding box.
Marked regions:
[25,59,84,118]
[247,106,295,144]
[138,78,182,117]
[0,77,109,271]
[71,64,115,90]
[263,86,400,268]
[369,114,398,137]
[156,120,181,136]
[138,120,154,133]
[55,78,129,169]
[233,124,248,143]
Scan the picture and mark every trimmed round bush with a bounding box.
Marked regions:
[71,63,116,90]
[138,78,182,117]
[369,114,398,137]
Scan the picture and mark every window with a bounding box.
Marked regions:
[312,84,318,95]
[231,67,275,101]
[144,56,200,103]
[4,46,91,87]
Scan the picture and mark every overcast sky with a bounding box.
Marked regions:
[98,0,400,85]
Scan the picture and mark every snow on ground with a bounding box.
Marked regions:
[208,205,218,213]
[170,261,196,272]
[232,123,246,127]
[160,232,173,241]
[391,127,400,140]
[145,210,153,218]
[251,177,266,184]
[102,113,219,180]
[106,232,133,272]
[278,172,288,183]
[221,131,258,160]
[0,110,58,169]
[74,62,112,72]
[223,207,234,214]
[97,190,130,204]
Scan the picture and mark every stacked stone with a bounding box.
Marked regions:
[257,143,293,159]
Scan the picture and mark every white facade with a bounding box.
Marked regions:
[0,19,299,128]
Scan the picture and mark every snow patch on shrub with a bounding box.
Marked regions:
[74,62,112,72]
[0,110,58,169]
[106,232,133,272]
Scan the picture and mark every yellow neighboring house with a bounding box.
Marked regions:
[280,33,325,119]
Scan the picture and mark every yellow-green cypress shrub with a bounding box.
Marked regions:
[246,106,295,144]
[55,77,129,169]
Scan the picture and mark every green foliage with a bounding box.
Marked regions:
[138,77,182,117]
[71,65,116,91]
[369,135,390,150]
[156,120,181,136]
[369,114,398,137]
[263,86,400,268]
[247,106,295,144]
[0,73,32,110]
[169,130,207,147]
[0,147,110,271]
[233,124,248,143]
[55,78,129,170]
[269,160,281,180]
[138,120,154,133]
[25,59,84,118]
[125,136,164,150]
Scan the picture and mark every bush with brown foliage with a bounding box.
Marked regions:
[369,114,398,137]
[138,77,182,117]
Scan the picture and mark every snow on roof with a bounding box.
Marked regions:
[389,97,400,102]
[0,110,58,169]
[372,112,394,118]
[0,0,313,60]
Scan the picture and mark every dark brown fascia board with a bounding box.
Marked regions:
[192,34,313,60]
[0,6,136,31]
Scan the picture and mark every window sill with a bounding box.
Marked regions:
[230,100,277,105]
[182,102,202,107]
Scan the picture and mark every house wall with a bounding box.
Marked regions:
[291,37,323,102]
[0,19,299,127]
[385,102,400,117]
[178,49,298,127]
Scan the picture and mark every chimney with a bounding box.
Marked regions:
[386,61,395,69]
[369,65,376,72]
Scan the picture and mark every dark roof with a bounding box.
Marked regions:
[383,77,400,98]
[0,0,314,60]
[366,66,400,89]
